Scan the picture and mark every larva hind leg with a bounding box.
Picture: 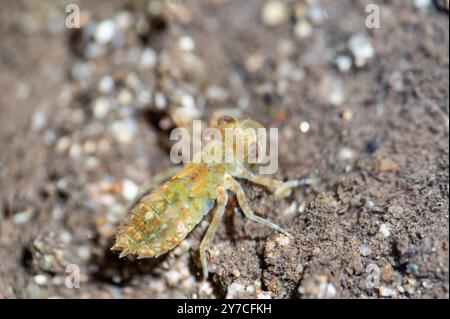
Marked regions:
[225,175,292,238]
[238,168,320,198]
[198,186,228,281]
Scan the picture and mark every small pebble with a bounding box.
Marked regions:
[261,1,289,27]
[359,244,372,257]
[293,21,312,38]
[33,275,48,286]
[13,210,34,224]
[140,48,158,69]
[379,286,397,297]
[110,120,138,144]
[178,36,195,51]
[309,4,324,24]
[122,179,139,201]
[299,121,310,133]
[348,34,374,68]
[338,147,355,161]
[98,75,114,94]
[226,282,246,299]
[379,158,399,172]
[94,20,116,44]
[31,111,47,132]
[335,55,352,73]
[92,97,111,119]
[414,0,431,10]
[379,223,391,238]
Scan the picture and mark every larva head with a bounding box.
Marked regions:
[216,115,264,165]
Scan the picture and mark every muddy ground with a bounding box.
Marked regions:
[0,0,448,299]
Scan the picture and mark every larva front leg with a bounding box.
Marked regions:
[239,168,320,198]
[198,186,228,281]
[224,174,292,238]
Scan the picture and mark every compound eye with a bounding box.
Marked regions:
[217,115,237,126]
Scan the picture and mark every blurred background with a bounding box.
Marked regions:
[0,0,448,298]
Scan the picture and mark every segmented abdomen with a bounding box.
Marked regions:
[112,164,221,258]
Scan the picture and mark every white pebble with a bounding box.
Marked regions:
[154,92,167,110]
[226,282,246,299]
[414,0,431,10]
[309,4,324,24]
[31,111,47,132]
[328,80,345,106]
[299,121,310,133]
[178,36,195,51]
[122,179,139,201]
[98,75,114,94]
[261,1,289,27]
[379,223,391,238]
[338,147,355,161]
[111,120,138,144]
[294,21,312,38]
[379,286,396,297]
[348,34,374,68]
[359,244,372,257]
[335,55,352,73]
[140,48,158,69]
[13,210,34,224]
[34,275,48,286]
[92,97,111,118]
[94,20,116,44]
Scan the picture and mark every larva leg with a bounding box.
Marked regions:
[238,168,320,198]
[198,186,228,281]
[225,175,292,238]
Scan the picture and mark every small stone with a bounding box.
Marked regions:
[178,36,195,51]
[31,111,47,132]
[378,158,399,172]
[379,286,397,297]
[293,21,312,38]
[94,20,116,44]
[309,4,324,24]
[341,109,353,121]
[338,147,355,161]
[256,290,272,299]
[117,89,133,105]
[407,263,420,274]
[379,223,391,238]
[92,97,111,119]
[226,282,246,299]
[140,48,157,69]
[299,121,310,133]
[55,136,71,153]
[245,54,264,72]
[382,264,394,281]
[98,75,114,94]
[261,1,289,27]
[335,55,352,73]
[13,209,34,224]
[69,143,82,158]
[77,246,91,261]
[359,244,372,257]
[33,275,48,286]
[154,92,167,110]
[348,34,374,68]
[110,120,138,144]
[122,179,139,201]
[414,0,431,10]
[328,80,345,106]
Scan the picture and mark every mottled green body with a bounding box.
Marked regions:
[112,163,226,258]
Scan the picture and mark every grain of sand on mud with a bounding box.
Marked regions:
[0,0,448,298]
